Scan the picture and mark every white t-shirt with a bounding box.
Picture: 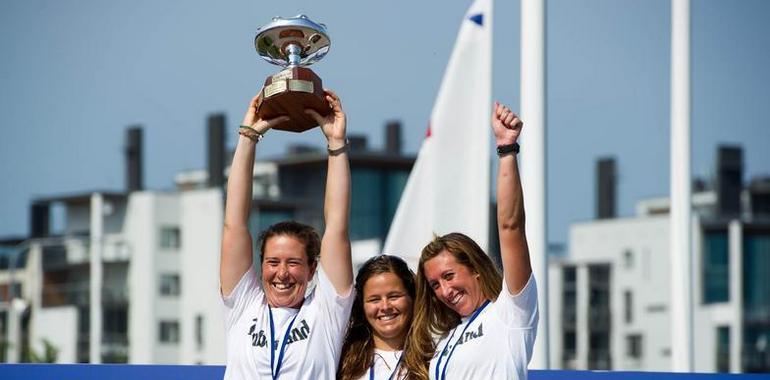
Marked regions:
[222,267,354,380]
[428,274,538,380]
[354,349,405,380]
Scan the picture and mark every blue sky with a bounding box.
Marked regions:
[1,0,769,245]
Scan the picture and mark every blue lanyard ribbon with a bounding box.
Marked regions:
[369,354,403,380]
[268,306,299,380]
[434,300,490,380]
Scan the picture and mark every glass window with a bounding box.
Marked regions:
[384,170,409,226]
[742,230,770,372]
[743,231,770,315]
[703,229,729,303]
[159,274,180,296]
[716,326,730,372]
[588,332,611,370]
[626,334,643,359]
[159,320,180,343]
[196,314,204,350]
[562,267,577,329]
[588,264,612,370]
[351,169,384,240]
[252,209,294,233]
[623,249,634,269]
[624,290,633,324]
[349,168,410,242]
[159,227,181,249]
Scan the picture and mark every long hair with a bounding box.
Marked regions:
[338,255,422,380]
[405,233,503,378]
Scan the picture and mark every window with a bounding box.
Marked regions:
[159,274,180,296]
[350,168,410,241]
[588,264,612,370]
[716,326,730,372]
[703,229,729,303]
[351,169,385,240]
[623,249,634,269]
[196,314,204,350]
[626,334,643,359]
[563,331,577,367]
[624,290,633,324]
[159,227,181,249]
[562,266,577,368]
[742,231,770,372]
[562,267,577,328]
[159,321,180,343]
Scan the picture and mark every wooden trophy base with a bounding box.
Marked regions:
[255,67,331,132]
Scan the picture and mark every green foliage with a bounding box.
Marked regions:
[24,338,59,363]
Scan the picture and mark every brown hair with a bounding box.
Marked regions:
[338,255,423,380]
[404,233,503,378]
[257,221,320,264]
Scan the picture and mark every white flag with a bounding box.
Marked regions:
[383,0,492,269]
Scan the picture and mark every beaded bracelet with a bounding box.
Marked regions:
[239,125,263,143]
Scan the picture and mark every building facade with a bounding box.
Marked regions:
[548,147,770,373]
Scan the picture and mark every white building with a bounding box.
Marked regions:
[548,147,770,373]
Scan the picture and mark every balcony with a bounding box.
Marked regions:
[40,236,130,271]
[42,281,127,307]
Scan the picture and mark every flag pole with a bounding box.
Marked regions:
[670,0,693,371]
[521,0,548,369]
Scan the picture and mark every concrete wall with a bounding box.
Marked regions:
[31,306,78,363]
[179,189,225,365]
[125,192,180,364]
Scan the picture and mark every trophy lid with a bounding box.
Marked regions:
[255,15,330,67]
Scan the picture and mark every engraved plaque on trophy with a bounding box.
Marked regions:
[254,15,331,132]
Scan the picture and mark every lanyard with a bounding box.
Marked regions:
[434,300,490,380]
[369,354,403,380]
[268,306,300,380]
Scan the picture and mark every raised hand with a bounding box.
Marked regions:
[491,101,523,146]
[305,90,346,146]
[241,94,290,135]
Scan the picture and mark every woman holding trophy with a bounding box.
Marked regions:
[219,87,354,380]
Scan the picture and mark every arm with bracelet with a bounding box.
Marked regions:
[304,89,353,296]
[221,94,289,296]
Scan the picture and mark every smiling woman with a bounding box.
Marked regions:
[407,102,538,380]
[338,255,418,380]
[219,90,354,380]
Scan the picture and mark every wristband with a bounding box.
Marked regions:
[496,142,520,157]
[239,125,263,143]
[327,139,350,156]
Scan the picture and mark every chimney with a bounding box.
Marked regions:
[30,201,50,238]
[749,176,770,216]
[385,120,402,154]
[716,145,742,216]
[125,126,143,192]
[208,114,226,188]
[596,157,616,219]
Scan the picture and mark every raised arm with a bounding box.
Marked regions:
[492,102,532,294]
[306,90,353,294]
[220,95,288,296]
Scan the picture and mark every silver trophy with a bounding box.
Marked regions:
[254,15,331,132]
